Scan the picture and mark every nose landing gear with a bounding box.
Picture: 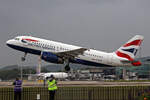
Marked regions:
[21,53,27,61]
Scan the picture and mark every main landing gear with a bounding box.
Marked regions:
[21,53,27,61]
[64,59,71,72]
[65,64,70,72]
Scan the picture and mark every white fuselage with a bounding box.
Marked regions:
[6,36,132,67]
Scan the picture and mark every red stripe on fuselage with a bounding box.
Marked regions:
[123,40,142,47]
[23,38,38,42]
[116,51,133,61]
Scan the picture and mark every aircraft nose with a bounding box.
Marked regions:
[6,40,13,46]
[6,40,9,44]
[6,40,10,44]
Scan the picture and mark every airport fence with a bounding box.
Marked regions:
[0,86,149,100]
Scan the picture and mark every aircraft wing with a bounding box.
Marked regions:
[55,48,87,58]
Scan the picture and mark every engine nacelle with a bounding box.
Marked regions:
[41,52,64,64]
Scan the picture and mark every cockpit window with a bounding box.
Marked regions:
[14,38,19,40]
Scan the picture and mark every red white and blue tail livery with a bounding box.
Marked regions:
[115,35,144,66]
[6,35,144,71]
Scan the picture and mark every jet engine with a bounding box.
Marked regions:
[41,52,64,64]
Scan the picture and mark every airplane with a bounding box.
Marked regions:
[38,72,68,79]
[6,35,144,71]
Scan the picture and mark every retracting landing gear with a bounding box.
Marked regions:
[20,52,27,80]
[64,59,71,72]
[21,53,27,61]
[65,64,70,72]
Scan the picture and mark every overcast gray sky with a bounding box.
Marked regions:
[0,0,150,66]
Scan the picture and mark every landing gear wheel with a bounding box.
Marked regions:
[21,53,27,62]
[65,65,70,72]
[21,57,26,61]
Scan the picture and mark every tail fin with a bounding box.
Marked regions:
[115,35,144,61]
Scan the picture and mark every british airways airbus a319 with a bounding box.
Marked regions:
[6,35,144,71]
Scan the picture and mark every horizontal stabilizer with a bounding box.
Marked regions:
[120,60,142,66]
